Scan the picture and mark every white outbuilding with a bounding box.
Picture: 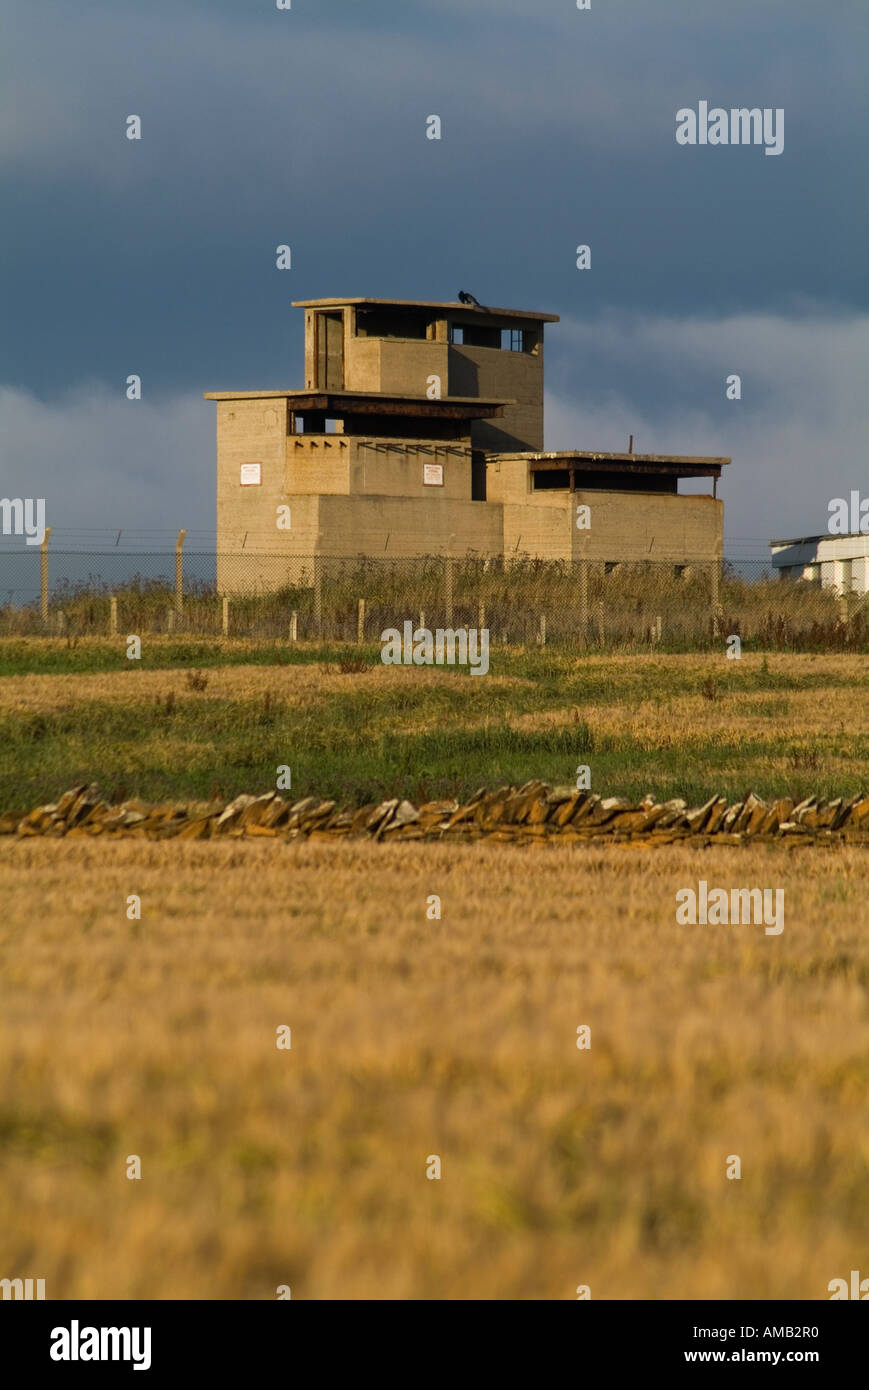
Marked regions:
[769,533,869,594]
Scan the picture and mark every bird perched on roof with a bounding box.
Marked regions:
[458,290,485,308]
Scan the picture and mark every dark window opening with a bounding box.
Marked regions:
[356,307,434,340]
[462,323,501,349]
[471,450,487,501]
[531,469,679,493]
[450,322,537,352]
[533,469,572,489]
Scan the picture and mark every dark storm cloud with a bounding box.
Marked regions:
[1,0,866,544]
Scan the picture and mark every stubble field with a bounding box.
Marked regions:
[0,647,866,1300]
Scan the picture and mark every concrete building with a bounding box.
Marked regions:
[206,297,728,590]
[770,533,869,594]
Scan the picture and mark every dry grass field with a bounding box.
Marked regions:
[1,835,867,1301]
[1,648,867,809]
[1,649,866,1301]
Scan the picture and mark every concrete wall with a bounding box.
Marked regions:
[448,343,544,452]
[285,437,351,495]
[485,455,533,503]
[501,502,572,560]
[216,397,289,554]
[570,491,723,564]
[358,339,449,397]
[217,494,320,594]
[343,335,380,392]
[487,458,723,563]
[282,437,472,498]
[353,440,471,499]
[315,494,503,558]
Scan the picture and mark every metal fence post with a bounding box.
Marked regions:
[290,610,298,642]
[109,596,118,636]
[444,554,453,627]
[222,596,229,637]
[40,526,51,625]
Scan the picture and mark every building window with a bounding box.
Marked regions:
[356,307,431,340]
[532,469,571,489]
[502,328,525,352]
[449,324,464,345]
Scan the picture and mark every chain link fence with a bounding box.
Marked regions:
[0,550,866,650]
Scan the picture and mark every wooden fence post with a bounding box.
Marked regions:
[577,557,588,644]
[313,557,322,637]
[711,548,722,638]
[222,596,229,637]
[444,554,454,628]
[357,597,366,644]
[40,526,51,625]
[290,610,298,642]
[175,529,186,619]
[109,596,118,636]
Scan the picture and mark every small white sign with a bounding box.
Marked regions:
[423,462,444,486]
[240,463,262,486]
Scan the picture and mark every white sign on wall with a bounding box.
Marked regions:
[423,462,444,486]
[240,463,262,486]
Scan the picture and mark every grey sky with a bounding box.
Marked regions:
[1,0,866,555]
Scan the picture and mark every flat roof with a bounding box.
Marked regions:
[489,449,730,478]
[203,389,512,419]
[770,533,866,546]
[291,297,560,323]
[493,450,731,465]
